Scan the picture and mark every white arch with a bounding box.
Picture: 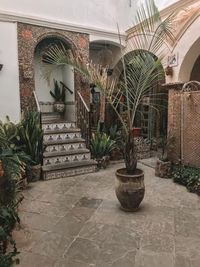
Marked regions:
[167,15,200,83]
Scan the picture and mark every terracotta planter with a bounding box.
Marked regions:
[133,127,141,137]
[115,168,145,211]
[54,102,65,113]
[155,159,172,178]
[31,164,41,182]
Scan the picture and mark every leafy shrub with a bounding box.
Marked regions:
[0,120,28,266]
[18,110,44,165]
[90,123,116,159]
[172,165,200,195]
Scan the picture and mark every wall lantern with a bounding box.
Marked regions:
[0,64,3,71]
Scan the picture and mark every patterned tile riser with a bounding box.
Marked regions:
[44,143,86,153]
[43,166,96,180]
[43,132,81,142]
[44,153,91,166]
[42,123,76,131]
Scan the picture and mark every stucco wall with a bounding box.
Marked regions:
[0,21,20,122]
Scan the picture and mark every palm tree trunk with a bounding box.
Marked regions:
[124,130,137,174]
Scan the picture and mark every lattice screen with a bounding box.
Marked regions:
[182,91,200,167]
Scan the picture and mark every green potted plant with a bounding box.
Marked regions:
[18,110,44,181]
[90,122,116,168]
[42,0,175,211]
[50,79,66,113]
[155,134,174,178]
[107,123,124,160]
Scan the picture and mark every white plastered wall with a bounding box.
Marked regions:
[0,21,20,122]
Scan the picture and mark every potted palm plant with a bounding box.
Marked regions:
[42,0,175,211]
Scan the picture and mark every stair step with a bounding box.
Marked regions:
[43,128,80,134]
[44,142,86,153]
[43,153,91,166]
[43,163,97,180]
[43,132,82,143]
[42,160,96,172]
[41,112,61,123]
[42,122,76,131]
[43,138,85,146]
[43,149,90,158]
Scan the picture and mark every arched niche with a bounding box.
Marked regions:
[34,36,75,120]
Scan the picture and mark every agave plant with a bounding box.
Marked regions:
[18,110,44,165]
[90,122,116,159]
[42,0,175,174]
[50,79,66,102]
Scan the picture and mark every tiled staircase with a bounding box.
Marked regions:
[41,113,97,180]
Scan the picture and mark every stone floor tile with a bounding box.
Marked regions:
[63,238,99,265]
[135,251,174,267]
[12,228,46,252]
[174,209,200,238]
[51,207,96,237]
[19,211,60,232]
[30,232,74,259]
[17,251,56,267]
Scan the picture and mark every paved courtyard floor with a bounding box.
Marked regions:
[14,162,200,267]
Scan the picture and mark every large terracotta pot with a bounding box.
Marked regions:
[54,102,65,113]
[115,168,145,211]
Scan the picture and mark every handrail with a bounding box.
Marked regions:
[77,91,90,112]
[77,91,91,147]
[33,91,41,113]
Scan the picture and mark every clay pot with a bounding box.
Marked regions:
[54,102,65,113]
[155,159,172,178]
[133,127,141,137]
[115,168,145,211]
[31,164,41,182]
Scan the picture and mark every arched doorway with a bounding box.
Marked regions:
[34,37,75,121]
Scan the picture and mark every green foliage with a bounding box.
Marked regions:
[105,123,125,150]
[156,134,174,161]
[90,123,116,159]
[0,123,25,266]
[172,165,200,195]
[50,79,66,102]
[18,110,44,165]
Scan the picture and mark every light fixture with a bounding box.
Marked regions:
[0,64,3,71]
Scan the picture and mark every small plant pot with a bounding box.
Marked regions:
[95,156,110,169]
[31,164,41,182]
[155,159,172,178]
[54,102,65,113]
[133,127,141,137]
[115,168,145,212]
